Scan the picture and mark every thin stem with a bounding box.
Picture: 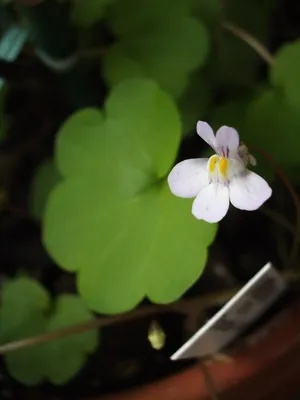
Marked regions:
[222,21,274,66]
[0,289,236,355]
[260,207,296,238]
[0,270,299,355]
[252,147,300,268]
[199,363,220,400]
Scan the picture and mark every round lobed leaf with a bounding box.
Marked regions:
[107,0,191,37]
[44,295,98,385]
[70,0,116,28]
[178,72,212,135]
[208,96,253,132]
[56,79,181,182]
[5,316,47,386]
[74,181,216,313]
[190,0,222,27]
[0,277,50,342]
[242,89,300,180]
[103,18,209,98]
[214,0,272,88]
[29,159,61,221]
[0,277,98,386]
[102,45,146,88]
[270,40,300,109]
[44,78,217,314]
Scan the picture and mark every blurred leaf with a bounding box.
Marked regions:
[44,78,217,314]
[270,40,300,109]
[107,0,191,36]
[190,0,222,26]
[0,277,50,342]
[44,295,98,385]
[5,316,47,386]
[70,0,116,28]
[103,17,209,98]
[102,45,145,86]
[0,277,98,386]
[178,72,212,135]
[29,159,61,221]
[243,89,300,181]
[214,0,273,88]
[208,96,254,132]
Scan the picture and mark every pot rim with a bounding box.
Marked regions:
[96,298,300,400]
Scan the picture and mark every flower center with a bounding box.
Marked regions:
[208,154,245,185]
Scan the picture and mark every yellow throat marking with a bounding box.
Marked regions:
[209,155,229,179]
[219,157,228,178]
[209,155,218,173]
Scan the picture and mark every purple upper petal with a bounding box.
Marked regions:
[215,126,239,157]
[196,121,216,150]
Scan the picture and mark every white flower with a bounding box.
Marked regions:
[168,121,272,223]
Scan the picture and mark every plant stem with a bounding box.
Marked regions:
[0,270,299,356]
[260,207,296,238]
[199,363,220,400]
[222,21,274,66]
[252,147,300,268]
[225,20,299,265]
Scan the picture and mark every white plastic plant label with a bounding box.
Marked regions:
[171,262,286,360]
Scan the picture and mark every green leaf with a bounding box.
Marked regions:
[190,0,222,27]
[44,295,97,385]
[0,277,98,386]
[243,89,300,180]
[44,78,217,314]
[103,18,209,98]
[214,0,273,88]
[29,159,61,220]
[107,0,191,37]
[102,45,146,87]
[208,96,254,132]
[5,316,47,386]
[178,72,212,135]
[0,278,50,385]
[57,79,181,182]
[270,40,300,109]
[70,0,116,28]
[0,277,50,342]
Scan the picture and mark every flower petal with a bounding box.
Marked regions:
[192,183,229,223]
[229,170,272,211]
[215,126,239,156]
[168,158,209,198]
[196,121,216,149]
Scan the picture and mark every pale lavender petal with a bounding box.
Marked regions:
[192,183,230,223]
[215,126,239,157]
[168,158,209,198]
[229,170,272,211]
[196,121,216,149]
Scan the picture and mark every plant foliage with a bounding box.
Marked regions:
[0,277,98,386]
[43,79,217,314]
